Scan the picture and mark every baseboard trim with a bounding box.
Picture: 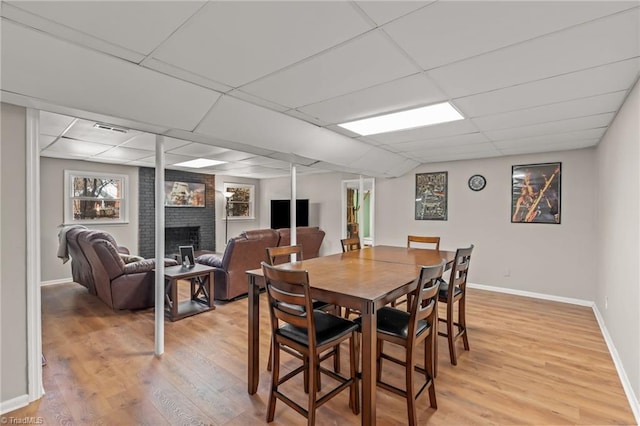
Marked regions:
[40,278,72,287]
[0,394,29,415]
[592,304,640,424]
[467,282,593,307]
[468,282,639,424]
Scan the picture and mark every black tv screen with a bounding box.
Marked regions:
[270,199,309,229]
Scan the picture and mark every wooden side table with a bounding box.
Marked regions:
[162,264,215,321]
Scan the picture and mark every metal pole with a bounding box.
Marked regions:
[290,163,297,260]
[154,135,165,356]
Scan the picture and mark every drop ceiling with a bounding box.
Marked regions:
[1,1,639,178]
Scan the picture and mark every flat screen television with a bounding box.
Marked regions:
[270,199,309,229]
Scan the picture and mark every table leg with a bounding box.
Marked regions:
[171,278,178,320]
[248,275,260,394]
[361,301,377,425]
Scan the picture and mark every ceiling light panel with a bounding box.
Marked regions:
[173,158,227,168]
[338,102,463,136]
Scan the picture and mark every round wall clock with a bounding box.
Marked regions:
[468,174,486,191]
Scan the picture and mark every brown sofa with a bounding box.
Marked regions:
[196,227,325,301]
[64,228,177,310]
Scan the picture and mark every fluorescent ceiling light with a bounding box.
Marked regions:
[173,158,226,168]
[338,102,464,136]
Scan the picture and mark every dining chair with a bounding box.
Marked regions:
[341,236,362,253]
[392,235,441,308]
[356,261,444,426]
[262,262,359,425]
[265,245,340,377]
[437,245,474,368]
[407,235,440,250]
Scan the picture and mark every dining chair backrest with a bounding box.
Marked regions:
[407,235,440,250]
[266,244,303,266]
[262,262,315,342]
[409,262,445,331]
[446,245,474,302]
[340,237,361,253]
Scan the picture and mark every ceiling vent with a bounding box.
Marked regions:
[93,123,128,134]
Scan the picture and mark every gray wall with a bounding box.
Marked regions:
[1,103,28,403]
[40,157,140,283]
[596,80,640,403]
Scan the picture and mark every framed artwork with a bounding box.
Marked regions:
[511,162,561,224]
[415,171,448,220]
[64,170,128,224]
[165,181,205,207]
[223,183,255,219]
[179,246,195,267]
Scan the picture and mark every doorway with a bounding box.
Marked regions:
[341,178,375,246]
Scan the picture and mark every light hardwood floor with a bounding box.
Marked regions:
[7,282,636,425]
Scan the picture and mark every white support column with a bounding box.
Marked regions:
[26,108,44,400]
[358,175,365,243]
[154,135,165,356]
[290,163,297,260]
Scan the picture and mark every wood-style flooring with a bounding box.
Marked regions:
[7,282,636,425]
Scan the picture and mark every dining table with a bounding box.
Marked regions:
[246,245,456,426]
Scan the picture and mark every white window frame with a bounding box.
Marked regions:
[223,182,255,220]
[64,170,129,225]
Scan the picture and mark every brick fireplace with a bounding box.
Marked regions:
[138,168,216,258]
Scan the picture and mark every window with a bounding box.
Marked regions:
[64,170,128,224]
[223,183,255,220]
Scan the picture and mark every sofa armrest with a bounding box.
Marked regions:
[123,258,178,274]
[196,253,224,268]
[117,245,130,255]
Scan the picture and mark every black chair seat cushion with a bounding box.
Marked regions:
[277,311,358,347]
[438,280,462,300]
[355,307,430,339]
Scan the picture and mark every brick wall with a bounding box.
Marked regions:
[138,167,216,258]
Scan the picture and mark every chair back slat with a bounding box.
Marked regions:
[409,262,445,334]
[448,245,474,300]
[267,244,303,265]
[341,237,361,253]
[407,235,440,250]
[262,261,315,343]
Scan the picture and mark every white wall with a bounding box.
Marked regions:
[596,80,640,404]
[1,103,28,404]
[263,149,598,301]
[40,157,140,283]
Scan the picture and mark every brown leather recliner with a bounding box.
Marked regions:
[77,230,177,310]
[196,229,280,301]
[277,227,325,259]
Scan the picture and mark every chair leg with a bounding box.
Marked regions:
[426,336,437,409]
[376,340,384,382]
[267,341,279,422]
[334,344,341,374]
[460,297,469,351]
[308,355,317,426]
[267,341,272,371]
[447,304,457,365]
[406,348,417,426]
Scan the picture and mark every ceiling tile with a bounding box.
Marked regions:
[8,1,206,55]
[384,1,638,69]
[166,142,230,157]
[120,134,191,152]
[499,138,600,156]
[298,73,446,124]
[151,1,373,87]
[209,150,256,163]
[64,119,140,145]
[455,58,640,117]
[392,132,489,152]
[367,119,478,145]
[485,113,614,141]
[38,135,57,150]
[43,138,112,156]
[92,146,153,161]
[39,111,75,137]
[472,91,628,131]
[355,1,432,26]
[409,142,499,158]
[492,128,606,150]
[427,9,640,98]
[240,31,418,108]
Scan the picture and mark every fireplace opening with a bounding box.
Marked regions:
[165,226,200,256]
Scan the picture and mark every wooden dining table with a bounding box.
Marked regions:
[246,245,456,425]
